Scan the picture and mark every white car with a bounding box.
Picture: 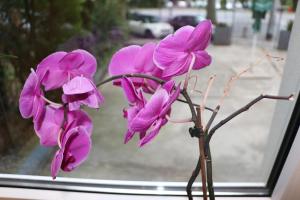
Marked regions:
[128,13,174,38]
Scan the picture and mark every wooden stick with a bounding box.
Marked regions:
[196,107,207,200]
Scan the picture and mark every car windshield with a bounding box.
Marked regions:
[140,15,160,23]
[196,15,205,22]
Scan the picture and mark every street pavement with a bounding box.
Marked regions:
[36,37,287,183]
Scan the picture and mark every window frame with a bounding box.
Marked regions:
[0,94,298,197]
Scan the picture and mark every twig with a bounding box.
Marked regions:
[177,98,214,112]
[201,75,216,128]
[196,107,207,200]
[186,156,201,200]
[205,106,220,132]
[205,94,294,153]
[218,58,264,107]
[182,89,198,123]
[206,145,215,200]
[188,75,202,95]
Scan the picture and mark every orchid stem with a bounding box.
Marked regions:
[186,156,201,200]
[196,107,207,200]
[41,95,63,107]
[97,74,165,87]
[206,145,215,200]
[177,98,214,112]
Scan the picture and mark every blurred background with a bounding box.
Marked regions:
[0,0,297,184]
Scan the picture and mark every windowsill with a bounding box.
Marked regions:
[0,187,271,200]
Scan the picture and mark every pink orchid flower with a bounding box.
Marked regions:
[109,42,170,92]
[50,109,93,179]
[62,76,104,111]
[34,105,64,147]
[36,49,97,91]
[19,70,45,120]
[33,107,92,147]
[66,109,93,136]
[121,77,146,143]
[122,78,181,146]
[153,20,212,78]
[51,126,91,179]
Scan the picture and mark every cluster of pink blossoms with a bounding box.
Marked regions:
[19,20,212,178]
[19,50,104,179]
[109,20,212,146]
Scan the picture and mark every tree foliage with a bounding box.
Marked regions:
[128,0,164,8]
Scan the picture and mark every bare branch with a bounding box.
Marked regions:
[177,98,214,112]
[201,75,216,128]
[182,89,198,123]
[205,106,220,132]
[205,94,294,153]
[218,58,264,107]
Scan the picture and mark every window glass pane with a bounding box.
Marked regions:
[0,2,298,186]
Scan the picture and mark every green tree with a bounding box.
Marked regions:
[128,0,164,8]
[0,0,83,153]
[206,0,217,24]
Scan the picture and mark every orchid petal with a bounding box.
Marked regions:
[72,49,97,77]
[160,83,181,117]
[134,42,157,72]
[124,130,135,144]
[109,45,141,76]
[139,118,165,147]
[19,71,44,119]
[66,110,93,135]
[162,80,175,94]
[51,150,64,179]
[193,51,212,70]
[121,77,140,104]
[186,20,212,51]
[34,106,64,147]
[36,51,67,81]
[60,126,91,172]
[59,52,84,70]
[63,76,94,95]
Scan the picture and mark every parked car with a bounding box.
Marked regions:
[127,13,173,38]
[169,15,205,30]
